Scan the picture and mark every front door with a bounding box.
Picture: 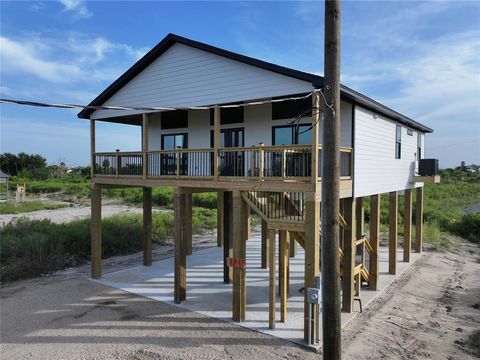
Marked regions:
[210,128,245,176]
[161,133,188,175]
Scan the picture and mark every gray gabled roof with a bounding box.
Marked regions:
[0,170,9,178]
[78,33,433,133]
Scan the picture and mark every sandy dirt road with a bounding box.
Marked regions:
[1,238,479,359]
[0,204,165,226]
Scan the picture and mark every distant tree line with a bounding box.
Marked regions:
[0,152,90,180]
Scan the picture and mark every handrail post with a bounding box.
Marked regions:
[90,120,95,179]
[115,152,120,178]
[176,150,181,179]
[258,143,264,180]
[213,106,221,180]
[142,114,149,179]
[281,148,287,179]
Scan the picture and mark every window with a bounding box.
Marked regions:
[272,94,312,120]
[209,106,244,125]
[395,125,402,159]
[407,128,413,136]
[272,124,312,145]
[161,110,188,129]
[417,133,422,161]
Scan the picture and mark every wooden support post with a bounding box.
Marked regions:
[342,197,355,313]
[90,120,95,179]
[213,106,221,180]
[91,184,102,279]
[279,230,288,322]
[286,232,291,296]
[289,234,297,258]
[143,187,152,266]
[261,219,269,269]
[242,198,250,241]
[223,191,233,283]
[403,189,412,262]
[232,191,246,322]
[184,192,193,256]
[369,194,380,290]
[389,191,398,275]
[304,192,320,342]
[174,188,186,303]
[268,228,276,329]
[356,197,364,239]
[217,191,224,247]
[415,187,424,253]
[142,114,149,179]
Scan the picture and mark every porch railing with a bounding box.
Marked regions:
[93,145,353,181]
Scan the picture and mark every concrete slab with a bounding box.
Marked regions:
[92,232,421,347]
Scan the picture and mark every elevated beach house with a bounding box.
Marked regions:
[78,33,438,342]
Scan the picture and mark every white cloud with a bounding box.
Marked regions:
[0,33,147,86]
[0,36,84,84]
[58,0,92,19]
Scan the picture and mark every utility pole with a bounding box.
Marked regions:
[321,0,342,359]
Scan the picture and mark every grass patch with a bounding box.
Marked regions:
[0,208,216,282]
[0,201,69,214]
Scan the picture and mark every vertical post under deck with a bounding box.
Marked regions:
[232,191,246,322]
[342,197,355,312]
[279,230,288,322]
[91,184,102,279]
[184,192,193,256]
[174,188,186,303]
[403,189,412,262]
[90,120,95,179]
[143,187,152,266]
[217,191,224,247]
[304,191,320,342]
[261,219,269,269]
[369,194,380,290]
[268,228,276,329]
[223,191,233,283]
[389,191,398,275]
[415,187,424,253]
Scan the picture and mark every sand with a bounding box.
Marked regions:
[1,235,479,359]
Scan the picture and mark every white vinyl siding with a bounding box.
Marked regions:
[91,43,314,119]
[353,106,423,197]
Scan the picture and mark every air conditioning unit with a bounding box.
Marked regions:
[418,159,439,176]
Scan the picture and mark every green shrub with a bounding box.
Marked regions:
[450,213,480,243]
[0,208,217,282]
[0,201,68,214]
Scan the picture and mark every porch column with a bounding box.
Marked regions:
[90,120,95,179]
[213,106,221,180]
[174,188,187,303]
[143,187,152,266]
[91,183,102,279]
[415,187,424,253]
[389,191,398,275]
[142,114,149,179]
[261,219,269,269]
[184,192,193,256]
[232,191,246,322]
[304,191,320,342]
[342,197,355,313]
[217,191,224,247]
[223,191,233,283]
[403,189,412,262]
[369,194,381,290]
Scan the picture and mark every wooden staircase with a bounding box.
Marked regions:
[242,190,371,287]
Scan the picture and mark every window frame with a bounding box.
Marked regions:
[395,125,402,159]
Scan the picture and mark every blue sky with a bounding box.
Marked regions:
[1,0,479,168]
